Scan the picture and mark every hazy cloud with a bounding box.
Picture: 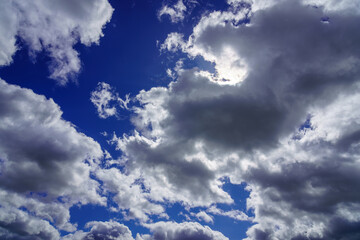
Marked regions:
[158,0,187,23]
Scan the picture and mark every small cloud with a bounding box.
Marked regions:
[158,0,187,23]
[90,82,131,119]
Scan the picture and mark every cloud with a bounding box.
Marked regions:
[91,82,130,119]
[243,91,360,239]
[0,0,113,84]
[160,33,186,53]
[192,211,214,224]
[158,0,187,23]
[0,206,60,240]
[140,221,229,240]
[64,220,228,240]
[63,220,134,240]
[0,78,106,238]
[0,79,104,202]
[207,206,250,222]
[112,0,360,238]
[95,168,165,222]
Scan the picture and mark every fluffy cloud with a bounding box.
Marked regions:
[111,0,360,238]
[63,221,134,240]
[0,78,106,238]
[0,79,104,202]
[0,0,113,84]
[64,220,227,240]
[95,168,165,222]
[91,82,130,119]
[193,211,214,224]
[140,221,229,240]
[0,206,60,240]
[158,0,187,23]
[243,92,360,239]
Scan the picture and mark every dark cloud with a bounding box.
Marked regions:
[0,79,105,238]
[0,207,59,240]
[0,79,104,202]
[63,221,134,240]
[111,0,360,238]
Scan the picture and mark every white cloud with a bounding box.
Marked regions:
[160,33,186,53]
[0,0,113,84]
[161,2,250,85]
[140,221,229,240]
[95,168,165,222]
[91,82,130,119]
[192,211,214,224]
[207,206,251,221]
[158,0,187,23]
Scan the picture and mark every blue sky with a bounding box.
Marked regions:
[1,0,360,239]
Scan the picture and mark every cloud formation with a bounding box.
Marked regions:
[1,0,360,239]
[141,221,229,240]
[110,0,360,238]
[0,79,106,238]
[63,221,134,240]
[0,0,113,84]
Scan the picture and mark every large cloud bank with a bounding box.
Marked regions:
[108,0,360,239]
[1,0,360,239]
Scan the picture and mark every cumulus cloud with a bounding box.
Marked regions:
[1,0,360,238]
[0,79,104,202]
[91,82,130,119]
[0,78,106,238]
[0,0,113,84]
[0,206,60,240]
[64,220,228,240]
[140,221,229,240]
[95,168,165,222]
[63,220,134,240]
[111,0,360,238]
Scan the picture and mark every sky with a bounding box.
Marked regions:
[0,0,360,239]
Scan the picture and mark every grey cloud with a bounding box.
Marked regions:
[0,207,59,240]
[114,0,360,238]
[63,221,134,240]
[0,79,107,238]
[0,79,104,203]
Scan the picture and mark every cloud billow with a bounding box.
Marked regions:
[110,0,360,239]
